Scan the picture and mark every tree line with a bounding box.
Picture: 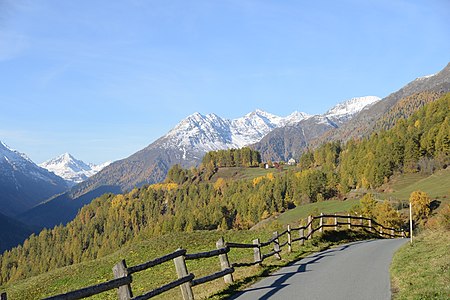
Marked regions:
[202,147,261,168]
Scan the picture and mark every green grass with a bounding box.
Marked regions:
[382,168,450,201]
[276,199,360,226]
[210,166,297,182]
[0,230,270,300]
[390,229,450,299]
[1,217,373,300]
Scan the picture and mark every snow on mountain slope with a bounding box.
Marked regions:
[162,109,310,154]
[40,153,111,186]
[0,141,57,184]
[1,141,33,168]
[324,96,381,123]
[0,141,68,216]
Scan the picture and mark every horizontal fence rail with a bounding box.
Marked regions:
[2,214,406,300]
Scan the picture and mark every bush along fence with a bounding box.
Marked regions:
[0,213,405,300]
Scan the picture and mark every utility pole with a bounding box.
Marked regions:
[409,201,413,244]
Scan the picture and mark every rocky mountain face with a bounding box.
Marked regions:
[39,153,111,187]
[252,96,381,161]
[0,141,68,217]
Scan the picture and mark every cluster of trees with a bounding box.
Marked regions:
[350,193,404,229]
[202,147,261,168]
[299,93,449,192]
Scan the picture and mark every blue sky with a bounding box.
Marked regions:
[1,0,449,164]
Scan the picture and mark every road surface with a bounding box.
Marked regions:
[231,238,407,300]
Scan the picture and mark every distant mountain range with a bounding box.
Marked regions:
[15,95,380,228]
[252,96,381,161]
[39,153,111,187]
[5,62,450,231]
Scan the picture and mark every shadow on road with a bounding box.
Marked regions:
[229,240,373,300]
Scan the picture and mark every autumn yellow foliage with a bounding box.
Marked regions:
[409,190,431,221]
[149,182,179,191]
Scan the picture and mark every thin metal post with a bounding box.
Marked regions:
[409,202,413,244]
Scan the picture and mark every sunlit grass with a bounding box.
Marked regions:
[390,229,450,299]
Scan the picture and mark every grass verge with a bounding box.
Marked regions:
[390,229,450,299]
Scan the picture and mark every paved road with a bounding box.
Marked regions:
[231,238,407,300]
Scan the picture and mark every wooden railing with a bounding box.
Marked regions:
[0,214,405,300]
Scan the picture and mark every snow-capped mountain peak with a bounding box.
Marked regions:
[0,141,69,216]
[160,108,309,158]
[325,96,381,122]
[39,153,111,186]
[0,141,33,164]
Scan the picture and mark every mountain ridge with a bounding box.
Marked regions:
[39,153,111,187]
[252,95,381,161]
[311,62,450,147]
[0,141,68,217]
[17,96,380,228]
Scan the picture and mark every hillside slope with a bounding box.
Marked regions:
[255,63,450,162]
[0,142,68,217]
[313,62,450,147]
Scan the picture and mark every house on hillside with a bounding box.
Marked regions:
[287,158,296,166]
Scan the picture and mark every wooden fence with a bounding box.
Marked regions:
[0,214,405,300]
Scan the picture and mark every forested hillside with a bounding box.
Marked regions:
[300,92,449,191]
[1,93,448,286]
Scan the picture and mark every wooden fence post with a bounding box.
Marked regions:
[348,213,351,229]
[360,215,363,228]
[307,216,313,239]
[216,237,233,284]
[173,249,194,300]
[299,228,305,246]
[368,219,372,232]
[253,238,262,265]
[287,225,292,253]
[334,213,338,231]
[319,213,323,233]
[391,229,394,238]
[1,292,7,300]
[112,260,133,300]
[273,231,281,260]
